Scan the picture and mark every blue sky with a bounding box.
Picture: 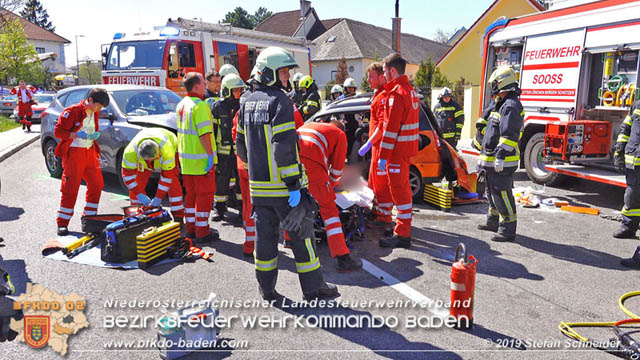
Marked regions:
[38,0,493,66]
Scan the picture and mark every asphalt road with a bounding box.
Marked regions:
[0,142,637,360]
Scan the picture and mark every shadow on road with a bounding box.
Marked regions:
[0,204,25,222]
[0,256,31,295]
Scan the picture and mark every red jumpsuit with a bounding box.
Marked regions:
[369,88,393,223]
[54,100,104,227]
[298,122,350,258]
[379,75,420,238]
[232,111,256,254]
[10,87,33,128]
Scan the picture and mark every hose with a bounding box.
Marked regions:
[558,291,640,350]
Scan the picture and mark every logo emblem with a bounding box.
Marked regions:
[24,316,50,348]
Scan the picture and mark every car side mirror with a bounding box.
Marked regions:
[99,109,116,124]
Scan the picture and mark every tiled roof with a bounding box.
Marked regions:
[1,10,70,44]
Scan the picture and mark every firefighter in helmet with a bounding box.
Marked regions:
[330,84,343,101]
[297,75,321,121]
[236,46,338,301]
[289,72,304,107]
[211,73,245,221]
[339,77,357,99]
[477,66,523,242]
[433,87,465,148]
[219,64,239,77]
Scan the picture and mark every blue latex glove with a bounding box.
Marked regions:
[88,132,101,140]
[288,189,301,207]
[377,158,387,172]
[358,141,372,156]
[137,193,152,206]
[76,130,89,139]
[150,197,162,207]
[205,154,214,173]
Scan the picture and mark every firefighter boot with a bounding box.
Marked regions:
[613,228,637,239]
[621,246,640,269]
[379,235,411,249]
[478,216,499,232]
[194,229,220,244]
[303,282,339,301]
[212,203,226,222]
[491,233,516,242]
[336,254,363,272]
[57,226,69,236]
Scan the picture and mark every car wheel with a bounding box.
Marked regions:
[44,139,63,178]
[409,167,424,202]
[524,132,566,186]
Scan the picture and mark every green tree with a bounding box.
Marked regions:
[252,7,272,27]
[334,57,349,86]
[0,18,44,85]
[361,74,370,92]
[223,7,254,29]
[20,0,54,31]
[79,60,102,84]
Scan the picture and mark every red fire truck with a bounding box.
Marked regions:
[478,0,640,188]
[101,17,311,96]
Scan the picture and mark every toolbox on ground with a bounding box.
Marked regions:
[136,222,181,269]
[101,210,172,263]
[81,214,125,234]
[544,120,612,161]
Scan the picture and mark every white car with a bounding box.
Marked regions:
[12,93,55,123]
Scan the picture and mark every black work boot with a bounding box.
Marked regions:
[621,247,640,269]
[259,286,283,302]
[304,282,339,301]
[613,228,637,239]
[212,203,226,221]
[57,226,69,236]
[477,223,498,232]
[379,235,411,248]
[491,233,515,242]
[194,229,220,244]
[336,254,363,272]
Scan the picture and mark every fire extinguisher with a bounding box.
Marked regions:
[450,243,478,329]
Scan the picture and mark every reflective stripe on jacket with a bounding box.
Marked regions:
[479,92,523,169]
[433,99,464,140]
[122,128,177,172]
[298,122,347,185]
[176,95,217,175]
[379,75,419,162]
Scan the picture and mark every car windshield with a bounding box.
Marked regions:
[34,94,54,103]
[106,40,165,70]
[111,89,181,116]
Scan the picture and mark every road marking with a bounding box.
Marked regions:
[361,259,449,318]
[110,194,130,202]
[35,173,59,181]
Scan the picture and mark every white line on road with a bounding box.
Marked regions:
[361,259,450,318]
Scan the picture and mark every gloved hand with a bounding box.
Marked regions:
[205,154,214,173]
[358,141,372,156]
[282,205,305,233]
[614,152,626,174]
[288,189,301,207]
[0,297,23,342]
[377,158,387,172]
[88,132,101,140]
[76,130,90,139]
[137,193,152,206]
[150,197,162,207]
[494,158,504,173]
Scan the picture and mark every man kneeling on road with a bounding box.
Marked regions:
[121,127,185,224]
[54,88,109,235]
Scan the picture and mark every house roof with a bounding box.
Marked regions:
[310,18,449,64]
[435,0,544,66]
[254,7,328,40]
[0,9,70,44]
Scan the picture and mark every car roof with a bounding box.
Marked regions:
[313,91,426,117]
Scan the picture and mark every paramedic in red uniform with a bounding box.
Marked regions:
[377,53,420,249]
[54,88,109,236]
[358,62,393,236]
[11,81,34,132]
[298,121,363,272]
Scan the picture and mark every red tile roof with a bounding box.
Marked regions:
[0,9,70,44]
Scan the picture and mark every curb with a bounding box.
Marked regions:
[0,134,40,163]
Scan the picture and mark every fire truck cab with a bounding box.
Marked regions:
[102,17,311,96]
[480,0,640,188]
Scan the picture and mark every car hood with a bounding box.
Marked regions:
[126,113,177,130]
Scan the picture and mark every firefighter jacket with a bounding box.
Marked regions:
[479,91,524,170]
[204,89,219,102]
[298,122,347,186]
[121,128,178,197]
[211,97,239,156]
[615,100,640,169]
[288,88,303,108]
[473,100,495,151]
[236,84,306,206]
[299,82,321,121]
[176,93,217,175]
[379,75,419,162]
[433,99,464,141]
[53,99,100,158]
[369,88,387,140]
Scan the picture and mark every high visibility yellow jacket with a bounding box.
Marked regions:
[176,95,217,175]
[122,127,177,172]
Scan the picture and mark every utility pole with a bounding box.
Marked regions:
[75,34,84,84]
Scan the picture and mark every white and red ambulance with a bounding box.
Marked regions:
[479,0,640,187]
[101,17,311,96]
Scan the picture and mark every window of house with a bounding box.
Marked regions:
[35,47,45,54]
